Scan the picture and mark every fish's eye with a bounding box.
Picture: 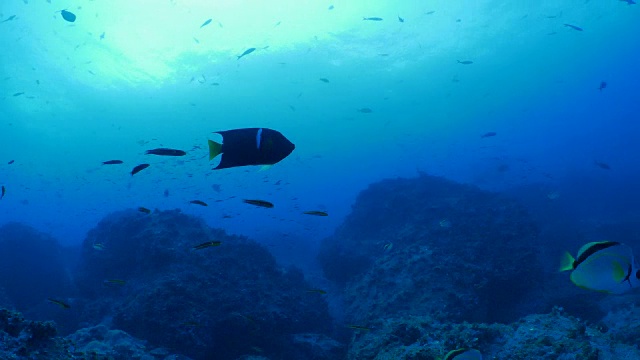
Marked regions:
[636,270,640,280]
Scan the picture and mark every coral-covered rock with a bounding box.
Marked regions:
[0,223,73,311]
[319,174,544,324]
[0,308,69,359]
[75,209,340,360]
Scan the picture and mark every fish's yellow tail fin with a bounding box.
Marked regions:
[208,140,222,161]
[559,252,576,272]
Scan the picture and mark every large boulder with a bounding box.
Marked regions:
[74,209,341,360]
[318,174,545,324]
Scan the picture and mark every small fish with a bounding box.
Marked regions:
[1,15,17,23]
[307,289,327,295]
[243,199,274,208]
[7,160,14,164]
[620,0,636,4]
[200,18,212,28]
[131,164,150,176]
[12,92,24,97]
[328,5,334,10]
[599,81,607,91]
[163,189,170,197]
[383,242,393,251]
[237,48,256,60]
[439,219,452,228]
[425,11,435,15]
[564,23,583,31]
[138,207,151,214]
[481,131,497,138]
[444,348,483,360]
[303,210,328,216]
[358,108,373,113]
[319,78,330,83]
[180,321,202,327]
[60,10,76,23]
[347,324,371,331]
[47,298,71,309]
[1,185,5,200]
[457,60,473,65]
[103,279,126,286]
[145,148,186,156]
[190,200,208,207]
[193,241,221,250]
[594,161,611,170]
[363,17,383,21]
[102,160,123,165]
[398,16,404,23]
[99,32,105,40]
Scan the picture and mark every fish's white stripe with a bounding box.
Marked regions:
[256,128,263,150]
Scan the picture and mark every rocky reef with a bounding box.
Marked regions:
[319,174,545,325]
[73,209,340,360]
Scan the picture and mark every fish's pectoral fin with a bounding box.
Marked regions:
[259,165,272,172]
[612,261,627,282]
[559,251,575,272]
[208,140,222,161]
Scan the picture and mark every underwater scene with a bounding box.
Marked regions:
[1,1,639,359]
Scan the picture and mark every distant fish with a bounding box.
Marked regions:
[145,148,187,156]
[163,189,170,197]
[319,78,330,83]
[363,17,383,21]
[1,15,16,23]
[138,207,151,214]
[7,160,13,164]
[131,163,150,176]
[243,199,274,208]
[303,210,328,216]
[599,81,607,91]
[103,279,126,286]
[306,289,327,294]
[481,131,497,138]
[444,348,483,360]
[594,161,611,170]
[190,200,208,206]
[12,92,24,97]
[620,0,636,4]
[60,9,76,23]
[200,18,212,28]
[358,108,373,113]
[99,32,105,40]
[1,185,5,200]
[102,160,123,165]
[457,60,473,65]
[237,47,256,60]
[346,324,371,331]
[563,23,583,31]
[328,5,334,10]
[398,16,405,22]
[383,242,393,251]
[47,298,71,309]
[92,243,106,251]
[425,11,435,15]
[192,241,221,250]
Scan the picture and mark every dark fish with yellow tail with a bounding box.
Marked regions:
[303,210,328,216]
[145,148,186,156]
[47,298,71,309]
[208,128,295,169]
[131,163,150,176]
[193,241,221,250]
[243,199,274,208]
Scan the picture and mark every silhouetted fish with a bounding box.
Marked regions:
[145,148,186,156]
[8,160,14,164]
[358,108,373,113]
[243,199,274,208]
[599,81,607,91]
[1,15,16,23]
[192,241,221,250]
[190,200,208,206]
[200,18,212,28]
[138,207,151,214]
[208,128,295,169]
[594,161,611,170]
[61,10,76,23]
[13,92,24,97]
[304,210,328,216]
[398,16,404,22]
[1,186,5,200]
[319,78,330,83]
[102,160,123,165]
[237,48,256,60]
[564,23,583,31]
[457,60,473,65]
[131,164,150,176]
[363,17,383,21]
[620,0,636,4]
[47,298,71,309]
[481,132,497,138]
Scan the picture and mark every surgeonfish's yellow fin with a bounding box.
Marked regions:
[612,260,626,282]
[259,165,272,171]
[559,252,576,272]
[208,140,222,161]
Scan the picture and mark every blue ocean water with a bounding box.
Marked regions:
[1,1,639,359]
